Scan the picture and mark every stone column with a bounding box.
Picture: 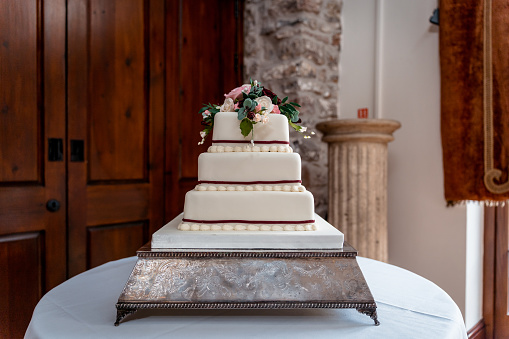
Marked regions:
[316,119,401,262]
[244,0,342,217]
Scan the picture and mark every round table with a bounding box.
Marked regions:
[25,256,467,339]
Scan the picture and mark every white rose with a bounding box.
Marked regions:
[220,97,235,112]
[254,113,262,122]
[255,96,274,114]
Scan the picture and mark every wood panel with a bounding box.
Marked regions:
[0,233,44,339]
[165,0,243,221]
[0,0,40,183]
[483,207,495,339]
[467,319,485,339]
[87,222,147,269]
[483,205,509,338]
[67,0,165,277]
[86,184,149,226]
[0,1,67,337]
[88,0,147,182]
[494,206,509,336]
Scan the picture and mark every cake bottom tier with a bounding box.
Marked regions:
[182,190,315,225]
[151,213,344,250]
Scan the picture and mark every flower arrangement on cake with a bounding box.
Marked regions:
[198,79,312,145]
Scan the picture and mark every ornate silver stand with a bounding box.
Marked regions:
[115,243,379,326]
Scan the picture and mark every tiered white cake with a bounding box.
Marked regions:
[151,112,344,250]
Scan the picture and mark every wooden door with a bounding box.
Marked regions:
[0,1,67,337]
[165,0,244,219]
[67,0,165,276]
[0,0,242,335]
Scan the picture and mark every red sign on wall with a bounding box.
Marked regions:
[358,108,368,119]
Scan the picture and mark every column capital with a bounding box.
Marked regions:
[316,119,401,144]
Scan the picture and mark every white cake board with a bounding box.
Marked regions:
[151,213,344,250]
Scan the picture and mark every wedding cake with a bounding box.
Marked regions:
[151,81,344,250]
[114,82,380,328]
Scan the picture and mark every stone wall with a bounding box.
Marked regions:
[244,0,342,217]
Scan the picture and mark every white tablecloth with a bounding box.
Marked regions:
[25,256,467,339]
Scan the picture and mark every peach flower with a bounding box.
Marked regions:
[220,98,235,112]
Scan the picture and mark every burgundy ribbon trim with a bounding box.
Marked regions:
[212,140,290,145]
[198,180,301,185]
[182,219,315,224]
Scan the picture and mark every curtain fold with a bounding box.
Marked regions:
[440,0,509,204]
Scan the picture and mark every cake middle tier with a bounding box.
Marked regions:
[183,190,315,224]
[198,152,301,185]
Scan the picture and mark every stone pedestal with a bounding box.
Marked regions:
[316,119,401,262]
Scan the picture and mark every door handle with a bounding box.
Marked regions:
[70,140,84,162]
[48,138,63,161]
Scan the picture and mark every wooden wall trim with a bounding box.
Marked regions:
[483,205,509,338]
[494,205,509,336]
[483,206,495,339]
[468,319,486,339]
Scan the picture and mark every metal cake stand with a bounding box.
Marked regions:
[115,242,379,326]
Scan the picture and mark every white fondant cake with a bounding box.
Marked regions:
[212,112,290,148]
[182,190,315,224]
[152,213,344,250]
[198,152,301,185]
[152,92,343,249]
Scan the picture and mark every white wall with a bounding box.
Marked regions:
[340,0,470,319]
[465,203,483,329]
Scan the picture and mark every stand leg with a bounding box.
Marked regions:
[357,307,380,326]
[114,308,137,326]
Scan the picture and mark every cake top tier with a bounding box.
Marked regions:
[212,112,290,146]
[198,80,311,145]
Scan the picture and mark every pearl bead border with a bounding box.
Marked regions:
[208,145,293,153]
[178,223,317,232]
[195,184,306,192]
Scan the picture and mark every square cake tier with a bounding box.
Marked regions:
[151,213,344,250]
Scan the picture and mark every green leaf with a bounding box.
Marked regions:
[272,96,278,104]
[237,108,246,120]
[285,105,298,113]
[279,105,292,115]
[288,120,302,132]
[244,98,252,108]
[290,102,301,107]
[282,96,288,103]
[240,118,253,137]
[291,114,300,123]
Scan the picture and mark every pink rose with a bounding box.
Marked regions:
[203,109,211,116]
[224,84,251,100]
[255,104,262,112]
[234,102,239,109]
[271,105,280,114]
